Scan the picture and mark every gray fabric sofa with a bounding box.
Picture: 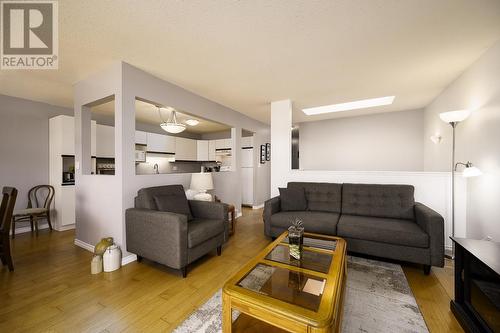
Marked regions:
[264,182,444,274]
[125,185,229,277]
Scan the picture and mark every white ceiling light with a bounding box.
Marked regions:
[185,119,200,126]
[158,107,186,134]
[302,96,395,115]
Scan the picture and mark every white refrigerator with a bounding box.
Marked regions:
[241,148,254,206]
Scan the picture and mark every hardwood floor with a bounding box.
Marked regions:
[0,208,463,332]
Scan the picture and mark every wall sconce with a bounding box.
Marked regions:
[430,134,442,144]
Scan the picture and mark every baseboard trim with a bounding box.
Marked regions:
[122,254,137,266]
[252,204,264,209]
[10,223,49,235]
[74,239,136,266]
[74,239,95,252]
[54,224,75,231]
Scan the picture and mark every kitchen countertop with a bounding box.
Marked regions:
[136,170,232,175]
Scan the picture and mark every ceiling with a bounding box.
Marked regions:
[1,0,500,123]
[91,99,230,134]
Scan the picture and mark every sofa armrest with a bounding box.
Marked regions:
[125,208,188,269]
[415,202,444,267]
[263,196,281,237]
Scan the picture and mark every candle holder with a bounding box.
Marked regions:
[288,218,304,260]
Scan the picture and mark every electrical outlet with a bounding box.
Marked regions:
[172,166,178,171]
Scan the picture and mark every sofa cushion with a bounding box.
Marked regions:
[288,182,342,213]
[188,218,224,248]
[154,194,193,221]
[337,214,429,248]
[342,183,415,220]
[270,211,339,235]
[279,187,307,211]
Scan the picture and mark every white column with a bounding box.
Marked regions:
[270,100,293,197]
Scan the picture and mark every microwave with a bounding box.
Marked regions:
[135,150,146,163]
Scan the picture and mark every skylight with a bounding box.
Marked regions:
[302,96,395,115]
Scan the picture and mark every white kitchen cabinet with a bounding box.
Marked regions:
[135,131,148,145]
[147,132,175,153]
[175,137,197,161]
[197,140,209,161]
[215,138,232,149]
[208,140,216,161]
[51,115,96,157]
[96,124,115,158]
[60,186,75,226]
[59,116,75,155]
[241,147,254,167]
[49,115,86,231]
[241,167,254,206]
[91,121,96,157]
[241,136,253,148]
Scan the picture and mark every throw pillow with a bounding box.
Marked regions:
[279,187,307,211]
[154,194,193,220]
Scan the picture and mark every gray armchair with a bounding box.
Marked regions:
[125,185,229,277]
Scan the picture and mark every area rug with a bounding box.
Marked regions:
[173,256,428,332]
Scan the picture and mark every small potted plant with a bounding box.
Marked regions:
[288,218,304,260]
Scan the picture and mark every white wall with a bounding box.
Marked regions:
[424,40,500,241]
[299,109,424,171]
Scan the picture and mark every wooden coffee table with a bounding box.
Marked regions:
[222,232,347,333]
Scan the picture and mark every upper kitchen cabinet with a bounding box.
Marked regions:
[59,115,75,155]
[208,140,216,161]
[96,124,115,158]
[241,136,253,148]
[50,115,96,156]
[215,138,232,149]
[197,140,209,161]
[176,137,197,161]
[147,132,175,153]
[135,131,148,145]
[91,122,96,157]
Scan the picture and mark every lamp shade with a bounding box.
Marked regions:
[160,122,186,134]
[190,173,214,191]
[158,108,186,134]
[439,110,471,123]
[463,166,482,178]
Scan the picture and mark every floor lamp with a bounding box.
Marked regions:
[439,110,481,257]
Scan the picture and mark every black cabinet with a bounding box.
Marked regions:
[451,237,500,333]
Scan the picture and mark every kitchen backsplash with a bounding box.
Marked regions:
[136,155,219,175]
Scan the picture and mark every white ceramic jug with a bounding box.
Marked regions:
[103,244,122,272]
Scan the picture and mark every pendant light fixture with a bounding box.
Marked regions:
[158,107,186,134]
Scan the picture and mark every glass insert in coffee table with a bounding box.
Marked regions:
[237,263,326,311]
[265,244,332,273]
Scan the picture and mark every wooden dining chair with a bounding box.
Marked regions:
[12,185,54,238]
[1,187,18,271]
